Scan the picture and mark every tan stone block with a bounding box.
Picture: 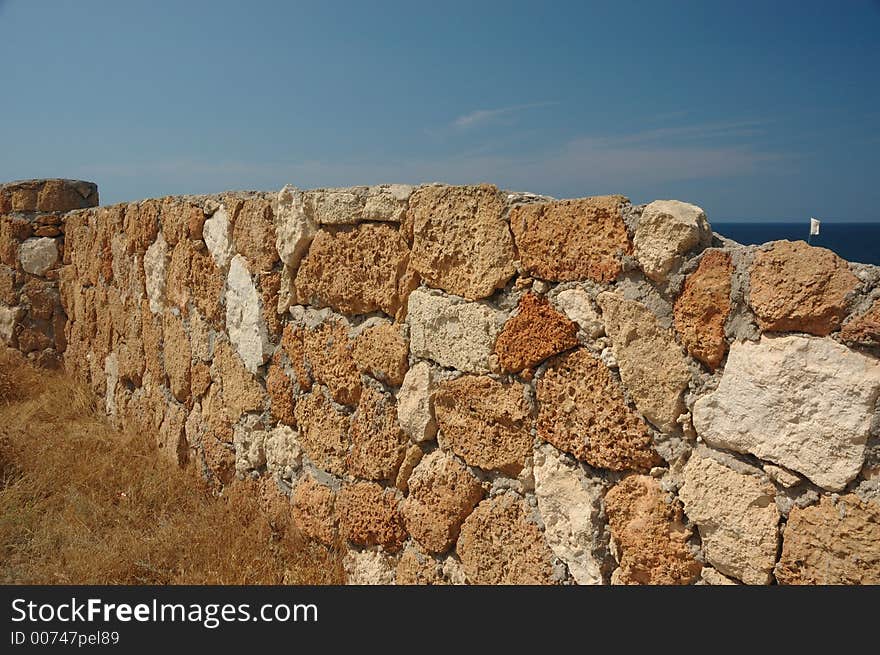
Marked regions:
[351,321,409,386]
[495,293,578,373]
[291,474,338,546]
[336,481,407,551]
[163,312,192,403]
[348,386,407,481]
[232,197,278,272]
[301,317,361,406]
[266,363,296,425]
[840,299,880,347]
[281,323,312,391]
[293,387,351,476]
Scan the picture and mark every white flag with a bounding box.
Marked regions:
[810,218,820,236]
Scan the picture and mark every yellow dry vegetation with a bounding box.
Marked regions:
[0,346,344,584]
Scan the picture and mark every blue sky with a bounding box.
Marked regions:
[1,0,878,222]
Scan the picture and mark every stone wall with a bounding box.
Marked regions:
[2,179,879,585]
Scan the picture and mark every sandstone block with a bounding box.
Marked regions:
[776,494,880,584]
[143,232,168,314]
[304,186,368,225]
[396,361,437,442]
[225,255,271,372]
[203,204,235,271]
[336,482,407,551]
[407,184,516,299]
[210,341,266,423]
[163,312,192,403]
[396,546,447,585]
[510,196,631,283]
[679,451,779,584]
[351,321,409,386]
[533,443,604,585]
[536,348,659,471]
[364,184,412,222]
[233,425,268,476]
[348,386,407,481]
[749,240,858,335]
[294,223,411,316]
[634,200,711,283]
[494,293,578,373]
[673,250,733,369]
[406,288,502,373]
[266,364,296,425]
[293,387,351,476]
[19,237,58,276]
[232,197,278,272]
[0,265,16,305]
[291,474,337,546]
[281,323,312,391]
[841,299,880,347]
[604,475,702,585]
[553,288,604,338]
[692,335,880,491]
[434,375,532,474]
[301,317,361,406]
[264,424,302,479]
[343,549,397,585]
[597,293,691,432]
[457,494,556,585]
[274,186,317,270]
[401,450,484,554]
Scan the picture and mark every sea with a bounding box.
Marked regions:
[713,222,880,266]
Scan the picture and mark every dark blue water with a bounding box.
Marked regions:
[713,222,880,266]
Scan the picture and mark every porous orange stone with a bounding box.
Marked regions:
[509,196,631,283]
[291,474,338,546]
[457,494,556,585]
[140,299,164,381]
[494,293,578,372]
[189,246,224,325]
[190,361,212,399]
[402,450,484,554]
[281,324,312,391]
[536,349,659,471]
[604,475,702,585]
[396,546,447,585]
[232,197,278,272]
[407,184,516,300]
[673,250,733,369]
[294,223,411,316]
[433,375,532,474]
[163,312,191,403]
[301,318,361,406]
[775,494,880,585]
[165,239,192,312]
[0,265,16,304]
[293,387,351,476]
[124,200,160,255]
[351,321,409,386]
[21,279,57,321]
[840,299,880,347]
[202,433,236,485]
[347,386,407,481]
[336,482,407,551]
[157,402,188,468]
[749,240,858,336]
[210,341,265,422]
[259,272,282,339]
[266,364,296,425]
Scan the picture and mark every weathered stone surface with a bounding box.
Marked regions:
[19,237,58,276]
[553,288,604,338]
[406,289,502,373]
[605,475,702,585]
[776,494,880,585]
[304,186,367,225]
[692,335,880,491]
[401,451,483,554]
[163,312,191,403]
[536,349,659,471]
[0,179,96,212]
[364,184,412,222]
[294,223,411,316]
[293,387,351,476]
[336,482,407,551]
[281,323,312,391]
[232,198,278,272]
[225,255,271,373]
[157,402,188,467]
[494,293,578,372]
[210,341,265,423]
[203,204,235,271]
[274,186,318,270]
[533,443,604,584]
[673,250,733,369]
[189,247,224,325]
[841,299,880,347]
[21,279,57,321]
[266,364,296,425]
[634,200,711,283]
[124,200,160,256]
[165,239,193,312]
[679,452,779,585]
[343,549,397,585]
[190,361,211,399]
[348,386,407,481]
[396,361,437,443]
[749,240,859,336]
[396,546,446,585]
[394,444,423,493]
[0,265,16,305]
[291,474,337,546]
[301,317,361,406]
[264,424,302,479]
[434,375,532,474]
[351,321,409,386]
[597,293,691,432]
[233,425,267,476]
[143,233,168,315]
[0,305,20,345]
[407,184,516,299]
[510,196,631,283]
[457,494,556,585]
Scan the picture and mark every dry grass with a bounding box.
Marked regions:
[0,346,344,585]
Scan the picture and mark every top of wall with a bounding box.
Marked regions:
[0,179,99,214]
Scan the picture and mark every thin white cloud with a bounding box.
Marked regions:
[452,102,557,129]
